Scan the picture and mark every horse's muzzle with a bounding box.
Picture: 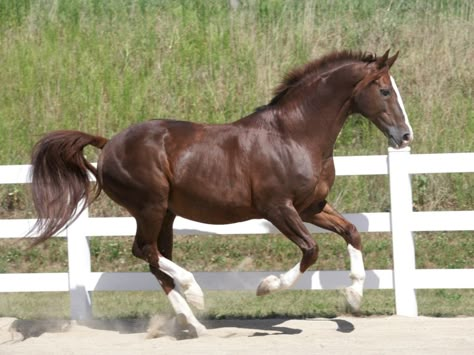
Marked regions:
[388,129,412,149]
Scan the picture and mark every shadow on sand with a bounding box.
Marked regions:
[9,316,354,341]
[205,317,354,337]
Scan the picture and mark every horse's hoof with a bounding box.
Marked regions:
[256,275,281,296]
[174,314,206,339]
[184,284,205,310]
[189,322,207,337]
[343,286,362,313]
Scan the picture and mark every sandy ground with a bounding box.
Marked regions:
[1,316,473,355]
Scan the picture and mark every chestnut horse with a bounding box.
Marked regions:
[29,50,412,336]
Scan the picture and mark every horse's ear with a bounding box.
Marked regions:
[376,49,390,69]
[386,50,399,68]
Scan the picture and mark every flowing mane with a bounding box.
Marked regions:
[267,50,377,106]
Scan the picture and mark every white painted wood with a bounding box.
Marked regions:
[334,155,388,175]
[0,212,392,239]
[388,147,418,317]
[3,269,471,293]
[309,269,393,290]
[337,213,391,233]
[1,152,472,183]
[0,219,43,238]
[408,153,474,174]
[414,269,474,289]
[0,270,395,293]
[2,210,460,239]
[85,270,394,291]
[81,212,392,237]
[0,165,31,184]
[411,211,474,231]
[86,217,136,236]
[66,204,93,321]
[0,273,69,292]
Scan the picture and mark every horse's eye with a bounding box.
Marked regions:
[380,89,390,97]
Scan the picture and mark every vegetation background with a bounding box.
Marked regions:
[0,0,472,318]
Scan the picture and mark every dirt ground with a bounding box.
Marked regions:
[1,316,473,354]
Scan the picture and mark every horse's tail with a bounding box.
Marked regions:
[28,130,108,247]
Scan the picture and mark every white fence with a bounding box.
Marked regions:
[0,147,473,320]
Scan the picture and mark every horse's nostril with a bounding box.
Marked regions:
[402,133,411,142]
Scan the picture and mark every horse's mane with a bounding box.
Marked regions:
[265,50,377,107]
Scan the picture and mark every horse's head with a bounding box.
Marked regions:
[351,50,413,149]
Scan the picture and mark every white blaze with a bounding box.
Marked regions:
[390,76,414,140]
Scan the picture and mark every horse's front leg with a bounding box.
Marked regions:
[257,202,319,296]
[302,202,366,313]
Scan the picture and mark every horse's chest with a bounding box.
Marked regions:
[294,159,335,210]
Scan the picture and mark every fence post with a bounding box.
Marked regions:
[388,147,418,316]
[67,202,93,320]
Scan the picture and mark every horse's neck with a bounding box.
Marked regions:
[274,70,358,157]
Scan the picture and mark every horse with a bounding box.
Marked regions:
[28,49,413,336]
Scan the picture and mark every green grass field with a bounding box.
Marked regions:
[0,0,473,319]
[2,289,473,320]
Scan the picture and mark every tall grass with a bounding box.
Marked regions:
[0,2,472,225]
[1,0,472,157]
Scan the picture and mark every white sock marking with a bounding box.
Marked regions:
[168,289,195,318]
[390,76,414,140]
[347,244,365,296]
[158,257,195,288]
[158,256,204,309]
[167,290,206,334]
[257,262,303,295]
[280,262,303,289]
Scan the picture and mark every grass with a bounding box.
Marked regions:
[2,289,473,320]
[0,0,472,160]
[1,232,473,274]
[0,0,473,319]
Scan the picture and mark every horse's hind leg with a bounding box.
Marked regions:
[132,208,205,336]
[302,202,365,312]
[154,211,205,310]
